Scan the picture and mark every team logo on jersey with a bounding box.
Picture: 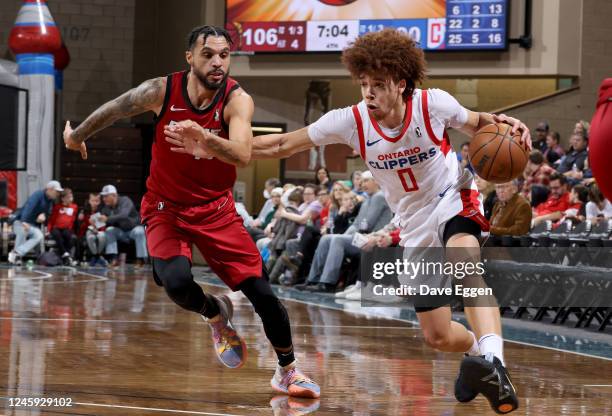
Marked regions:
[366,138,383,147]
[170,105,186,112]
[415,126,422,138]
[369,147,437,170]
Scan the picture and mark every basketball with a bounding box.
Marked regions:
[468,123,528,184]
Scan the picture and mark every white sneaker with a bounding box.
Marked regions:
[335,281,361,299]
[8,250,21,265]
[345,289,362,301]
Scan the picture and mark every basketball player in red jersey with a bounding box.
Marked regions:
[166,29,530,414]
[63,25,320,399]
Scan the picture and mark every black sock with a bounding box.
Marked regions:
[276,347,295,367]
[200,293,220,319]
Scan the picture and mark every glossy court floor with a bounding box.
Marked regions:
[0,266,610,416]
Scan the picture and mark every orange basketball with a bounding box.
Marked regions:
[468,123,528,184]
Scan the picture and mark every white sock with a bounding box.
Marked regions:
[478,333,505,365]
[465,330,480,356]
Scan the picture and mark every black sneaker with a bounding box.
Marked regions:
[459,353,519,414]
[295,282,317,291]
[455,354,478,403]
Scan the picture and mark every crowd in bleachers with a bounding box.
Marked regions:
[2,181,147,267]
[1,119,610,281]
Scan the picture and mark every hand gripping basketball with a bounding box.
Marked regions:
[492,113,532,151]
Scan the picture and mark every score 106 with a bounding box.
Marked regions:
[360,24,423,44]
[242,25,304,49]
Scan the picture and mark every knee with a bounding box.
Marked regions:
[422,327,451,350]
[132,226,145,238]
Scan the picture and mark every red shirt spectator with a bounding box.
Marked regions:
[48,202,78,232]
[522,150,555,202]
[535,192,570,217]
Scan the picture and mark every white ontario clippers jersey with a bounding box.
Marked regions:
[309,89,469,217]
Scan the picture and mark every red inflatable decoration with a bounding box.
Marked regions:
[54,42,70,70]
[589,78,612,201]
[8,0,61,55]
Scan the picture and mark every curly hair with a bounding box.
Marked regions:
[341,28,427,99]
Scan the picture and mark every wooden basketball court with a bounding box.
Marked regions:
[0,266,610,415]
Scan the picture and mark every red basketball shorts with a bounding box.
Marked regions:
[141,191,262,290]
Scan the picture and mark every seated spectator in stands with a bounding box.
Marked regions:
[8,180,62,265]
[47,188,78,266]
[77,192,107,267]
[250,177,281,228]
[457,141,474,173]
[279,183,323,229]
[99,185,147,267]
[574,120,590,138]
[532,173,570,226]
[261,188,303,269]
[317,185,332,228]
[557,133,588,184]
[489,181,531,236]
[560,184,588,224]
[522,150,555,206]
[279,188,359,286]
[586,183,612,223]
[532,120,549,152]
[247,187,283,243]
[543,131,565,165]
[474,175,496,220]
[315,167,333,192]
[298,172,392,292]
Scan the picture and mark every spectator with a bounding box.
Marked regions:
[543,131,565,165]
[315,167,333,192]
[321,181,351,234]
[522,150,555,206]
[298,172,392,292]
[78,192,108,267]
[532,173,570,226]
[47,188,78,266]
[8,180,62,265]
[560,184,588,224]
[474,175,497,220]
[262,188,303,270]
[586,183,612,223]
[532,120,549,152]
[557,133,588,183]
[574,120,590,138]
[279,183,323,229]
[250,177,281,228]
[350,170,368,199]
[247,187,283,243]
[99,185,148,267]
[489,181,532,236]
[279,188,360,286]
[316,185,332,227]
[457,141,474,173]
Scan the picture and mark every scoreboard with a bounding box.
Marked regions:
[226,0,508,53]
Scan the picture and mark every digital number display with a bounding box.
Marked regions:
[226,0,508,53]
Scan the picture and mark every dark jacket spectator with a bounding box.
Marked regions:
[100,192,140,231]
[490,182,532,236]
[557,134,588,175]
[14,181,62,225]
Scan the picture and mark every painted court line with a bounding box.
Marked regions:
[74,402,245,415]
[583,384,612,387]
[0,316,414,330]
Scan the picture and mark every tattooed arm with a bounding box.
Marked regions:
[63,77,166,159]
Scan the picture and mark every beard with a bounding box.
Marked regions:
[193,67,229,90]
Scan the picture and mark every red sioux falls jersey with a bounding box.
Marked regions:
[308,89,471,219]
[148,71,240,205]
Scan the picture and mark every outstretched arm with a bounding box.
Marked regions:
[63,77,166,159]
[251,127,315,159]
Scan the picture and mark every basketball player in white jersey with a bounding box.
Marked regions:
[164,29,530,414]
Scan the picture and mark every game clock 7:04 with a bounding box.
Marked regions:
[317,24,349,37]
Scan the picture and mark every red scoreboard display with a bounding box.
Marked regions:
[226,0,509,53]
